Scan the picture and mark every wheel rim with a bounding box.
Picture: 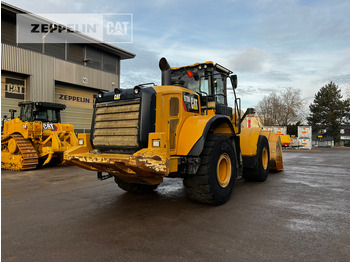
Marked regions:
[262,147,269,170]
[217,153,232,188]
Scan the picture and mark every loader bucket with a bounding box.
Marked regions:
[261,131,284,171]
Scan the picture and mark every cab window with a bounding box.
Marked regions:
[20,104,33,122]
[213,74,226,104]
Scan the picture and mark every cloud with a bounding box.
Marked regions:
[229,48,268,73]
[262,71,292,82]
[5,0,350,112]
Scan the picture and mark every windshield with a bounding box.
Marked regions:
[20,104,33,122]
[171,66,229,106]
[34,109,59,123]
[171,68,210,94]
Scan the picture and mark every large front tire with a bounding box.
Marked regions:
[243,135,270,182]
[183,135,237,205]
[114,177,158,194]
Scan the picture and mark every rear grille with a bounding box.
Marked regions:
[93,99,140,148]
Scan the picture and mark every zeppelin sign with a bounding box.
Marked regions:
[55,87,95,109]
[58,94,90,104]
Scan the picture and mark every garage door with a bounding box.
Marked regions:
[1,73,26,121]
[55,82,98,133]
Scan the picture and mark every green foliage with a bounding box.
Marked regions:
[307,82,349,142]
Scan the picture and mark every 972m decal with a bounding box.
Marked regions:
[183,92,199,113]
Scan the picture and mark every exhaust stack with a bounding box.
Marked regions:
[159,57,172,86]
[9,109,17,119]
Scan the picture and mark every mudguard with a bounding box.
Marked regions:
[176,115,235,156]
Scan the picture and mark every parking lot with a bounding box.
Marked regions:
[2,147,350,262]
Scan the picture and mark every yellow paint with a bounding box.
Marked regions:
[261,131,284,171]
[280,134,291,144]
[212,121,234,136]
[152,86,202,155]
[239,128,261,156]
[169,157,179,173]
[176,115,213,155]
[217,153,231,188]
[1,117,79,170]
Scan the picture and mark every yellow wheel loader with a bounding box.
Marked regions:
[65,58,283,205]
[1,102,78,171]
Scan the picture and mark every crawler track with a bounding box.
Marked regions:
[1,133,38,171]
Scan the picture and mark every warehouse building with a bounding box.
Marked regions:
[1,2,135,132]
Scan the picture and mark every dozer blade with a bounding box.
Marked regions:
[261,131,284,171]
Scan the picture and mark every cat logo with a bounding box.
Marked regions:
[114,94,121,100]
[183,92,199,113]
[43,123,58,131]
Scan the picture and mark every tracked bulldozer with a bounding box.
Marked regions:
[65,58,283,205]
[1,101,78,171]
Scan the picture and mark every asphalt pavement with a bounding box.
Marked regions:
[2,147,350,261]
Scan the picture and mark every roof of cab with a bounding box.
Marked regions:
[171,61,214,70]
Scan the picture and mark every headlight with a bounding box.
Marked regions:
[133,86,141,94]
[78,139,84,145]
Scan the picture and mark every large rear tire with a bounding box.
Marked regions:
[114,177,158,194]
[243,135,270,182]
[183,135,237,205]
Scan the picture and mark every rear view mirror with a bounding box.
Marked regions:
[230,75,237,89]
[246,108,256,115]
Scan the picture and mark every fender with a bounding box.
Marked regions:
[239,127,261,157]
[177,115,235,156]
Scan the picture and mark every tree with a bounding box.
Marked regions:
[307,82,348,142]
[255,87,304,126]
[345,85,350,125]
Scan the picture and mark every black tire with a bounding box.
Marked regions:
[243,135,270,182]
[183,135,237,205]
[114,176,158,194]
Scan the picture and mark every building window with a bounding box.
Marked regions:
[45,43,65,60]
[85,46,102,70]
[68,44,84,64]
[103,53,117,73]
[1,11,16,45]
[17,43,42,53]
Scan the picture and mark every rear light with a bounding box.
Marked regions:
[152,139,161,147]
[182,100,187,112]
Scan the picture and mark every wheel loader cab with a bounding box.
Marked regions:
[170,62,235,118]
[18,102,65,123]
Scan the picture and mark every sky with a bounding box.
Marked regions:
[4,0,350,114]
